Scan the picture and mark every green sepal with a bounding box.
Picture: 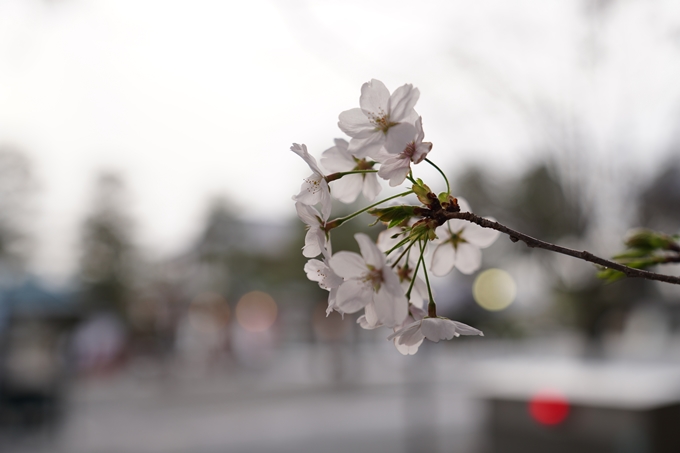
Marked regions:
[368,205,416,228]
[410,218,439,242]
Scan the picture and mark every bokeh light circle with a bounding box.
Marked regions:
[472,268,516,311]
[529,390,570,426]
[235,291,278,332]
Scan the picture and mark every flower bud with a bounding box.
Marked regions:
[412,180,436,206]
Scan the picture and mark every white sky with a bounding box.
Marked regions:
[1,0,679,282]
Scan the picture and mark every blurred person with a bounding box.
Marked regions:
[175,292,230,377]
[70,312,126,375]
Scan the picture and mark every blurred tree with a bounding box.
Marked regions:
[0,145,36,276]
[77,172,135,319]
[452,161,587,243]
[638,159,680,234]
[509,163,588,244]
[449,160,639,349]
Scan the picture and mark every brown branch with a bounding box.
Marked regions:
[442,211,680,286]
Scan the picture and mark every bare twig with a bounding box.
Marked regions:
[442,211,680,286]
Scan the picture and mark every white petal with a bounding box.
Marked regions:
[321,141,354,172]
[348,134,385,159]
[421,318,457,342]
[378,156,411,187]
[383,264,407,300]
[384,123,416,155]
[335,279,372,314]
[408,277,429,309]
[304,259,326,284]
[320,241,332,260]
[338,108,373,138]
[404,108,419,125]
[326,287,340,316]
[451,320,484,336]
[361,173,382,201]
[462,218,500,248]
[387,84,420,123]
[411,141,432,165]
[432,224,452,244]
[394,327,425,355]
[387,320,421,341]
[357,314,380,330]
[291,143,325,176]
[396,326,425,348]
[414,116,425,143]
[319,180,332,221]
[439,218,467,236]
[409,305,427,321]
[360,301,382,329]
[329,251,366,279]
[355,233,385,269]
[294,173,326,207]
[305,257,343,290]
[295,202,320,227]
[334,138,349,151]
[373,268,408,328]
[329,174,363,204]
[360,79,390,115]
[324,267,344,289]
[430,243,456,277]
[303,227,324,258]
[454,242,482,275]
[371,147,392,164]
[377,226,405,253]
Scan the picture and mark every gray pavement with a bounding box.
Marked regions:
[5,342,487,453]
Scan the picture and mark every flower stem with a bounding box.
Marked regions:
[385,236,414,258]
[424,158,450,195]
[326,190,413,230]
[326,170,377,182]
[390,238,418,269]
[418,239,437,317]
[405,247,423,300]
[406,171,417,185]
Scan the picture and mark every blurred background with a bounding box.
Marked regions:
[1,0,680,452]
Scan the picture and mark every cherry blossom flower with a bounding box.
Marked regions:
[378,117,432,187]
[356,303,427,355]
[430,198,500,276]
[304,246,343,316]
[388,316,483,349]
[291,143,332,220]
[338,79,419,159]
[392,305,427,355]
[329,233,408,328]
[320,138,381,203]
[295,202,327,258]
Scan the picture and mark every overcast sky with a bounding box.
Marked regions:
[1,0,679,282]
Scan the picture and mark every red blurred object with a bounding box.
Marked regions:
[528,390,570,426]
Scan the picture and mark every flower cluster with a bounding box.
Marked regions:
[292,79,499,355]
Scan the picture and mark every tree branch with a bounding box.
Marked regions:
[442,211,680,286]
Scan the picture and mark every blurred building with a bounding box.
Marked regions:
[0,277,76,435]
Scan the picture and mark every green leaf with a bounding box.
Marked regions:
[624,229,677,251]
